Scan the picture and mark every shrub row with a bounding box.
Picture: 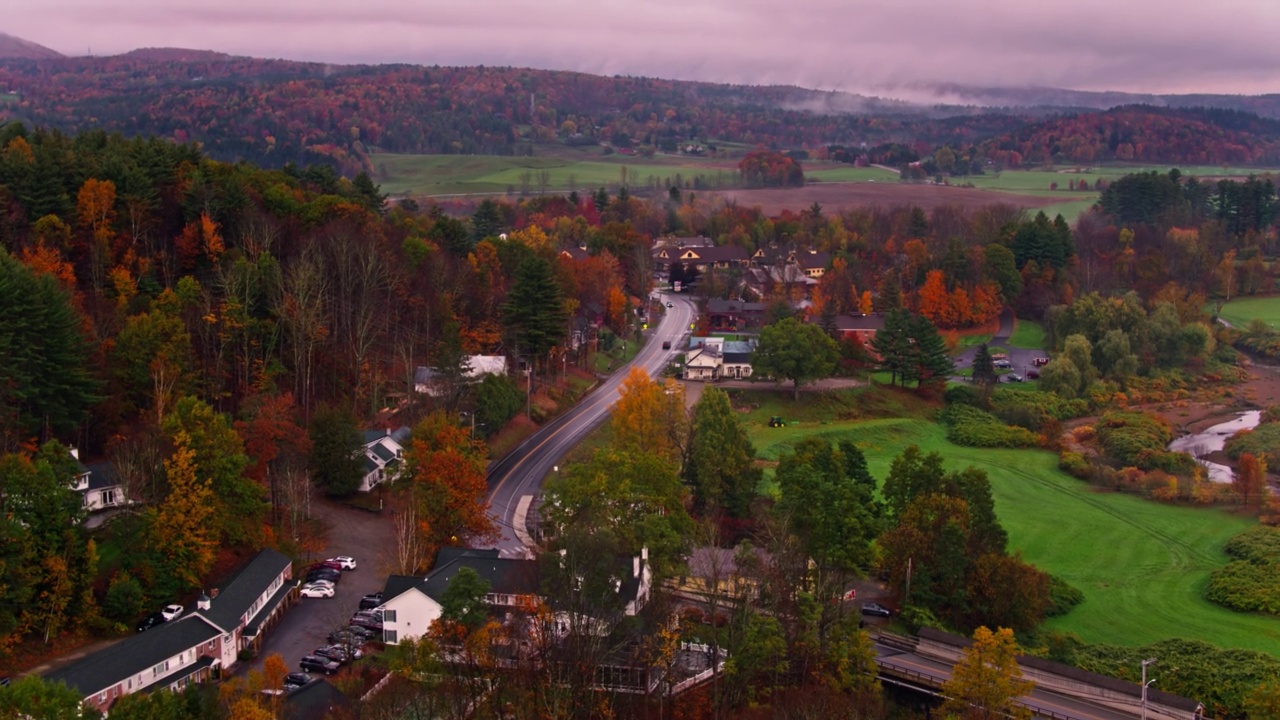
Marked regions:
[991,388,1090,421]
[1095,411,1196,473]
[1224,421,1280,467]
[940,403,1039,448]
[1206,527,1280,617]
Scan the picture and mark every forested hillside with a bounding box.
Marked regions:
[3,55,1280,177]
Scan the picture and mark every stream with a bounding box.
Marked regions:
[1168,410,1262,483]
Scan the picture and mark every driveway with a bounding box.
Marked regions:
[952,308,1048,381]
[249,496,396,674]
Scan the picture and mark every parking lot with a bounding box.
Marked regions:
[250,497,397,675]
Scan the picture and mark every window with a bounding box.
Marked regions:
[382,609,397,622]
[151,660,169,677]
[383,629,397,643]
[101,489,117,506]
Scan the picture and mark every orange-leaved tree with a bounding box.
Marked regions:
[400,412,497,571]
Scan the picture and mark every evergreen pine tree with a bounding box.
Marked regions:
[503,256,568,362]
[972,343,996,387]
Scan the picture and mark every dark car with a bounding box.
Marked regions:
[662,341,672,350]
[358,592,383,611]
[350,613,383,631]
[307,569,341,583]
[283,672,312,690]
[317,643,363,662]
[1027,369,1041,380]
[861,602,893,618]
[328,631,370,650]
[136,612,166,633]
[310,561,344,573]
[313,646,351,665]
[299,655,341,675]
[666,302,673,308]
[345,624,377,639]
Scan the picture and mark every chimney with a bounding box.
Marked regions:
[197,591,211,611]
[633,555,640,578]
[69,447,79,460]
[641,547,648,562]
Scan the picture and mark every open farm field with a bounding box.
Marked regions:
[372,151,738,196]
[1218,296,1280,329]
[733,396,1280,654]
[805,166,903,183]
[704,182,1050,215]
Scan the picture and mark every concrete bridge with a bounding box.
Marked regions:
[873,629,1206,720]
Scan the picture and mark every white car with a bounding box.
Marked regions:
[300,584,335,599]
[327,556,357,571]
[161,604,184,622]
[305,579,336,589]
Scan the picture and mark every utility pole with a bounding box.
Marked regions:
[1141,657,1158,720]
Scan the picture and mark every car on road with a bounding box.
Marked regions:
[326,556,357,570]
[1027,369,1040,380]
[283,672,312,690]
[299,655,341,675]
[300,583,335,598]
[861,602,893,617]
[358,592,383,610]
[666,302,673,308]
[161,604,184,622]
[136,612,166,633]
[1006,373,1024,383]
[662,341,671,349]
[993,359,1012,369]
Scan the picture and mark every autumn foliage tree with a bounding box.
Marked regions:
[941,626,1034,720]
[400,412,497,570]
[739,149,805,187]
[148,433,218,595]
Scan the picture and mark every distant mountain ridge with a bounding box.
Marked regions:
[1,41,1279,172]
[0,32,62,60]
[895,82,1280,119]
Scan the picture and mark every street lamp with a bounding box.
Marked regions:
[1141,657,1158,720]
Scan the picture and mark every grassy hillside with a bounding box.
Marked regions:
[740,401,1280,654]
[1218,296,1280,329]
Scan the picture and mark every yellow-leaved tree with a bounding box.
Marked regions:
[148,432,218,591]
[610,367,687,467]
[941,626,1034,720]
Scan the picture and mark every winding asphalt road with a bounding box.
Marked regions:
[484,292,698,556]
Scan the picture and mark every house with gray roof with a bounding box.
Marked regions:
[377,547,651,646]
[44,549,295,714]
[683,337,757,381]
[46,615,225,714]
[359,426,411,492]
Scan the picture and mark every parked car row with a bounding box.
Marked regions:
[300,556,359,599]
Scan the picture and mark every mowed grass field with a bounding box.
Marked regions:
[1218,296,1280,329]
[734,392,1280,654]
[370,151,738,196]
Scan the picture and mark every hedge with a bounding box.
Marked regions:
[1206,527,1280,616]
[940,403,1039,448]
[1095,411,1196,473]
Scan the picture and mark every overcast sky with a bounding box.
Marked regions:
[10,0,1280,96]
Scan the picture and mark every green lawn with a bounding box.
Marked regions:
[747,415,1280,654]
[370,151,739,196]
[1218,296,1280,330]
[1009,319,1047,349]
